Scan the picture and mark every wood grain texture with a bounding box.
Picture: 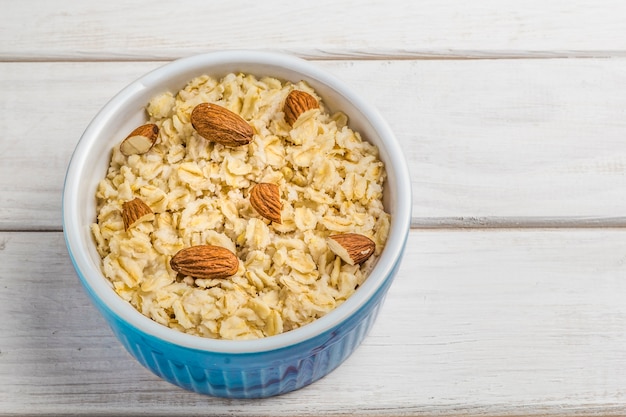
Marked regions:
[3,59,626,230]
[1,0,626,60]
[2,230,626,416]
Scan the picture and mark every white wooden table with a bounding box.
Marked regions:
[3,1,626,415]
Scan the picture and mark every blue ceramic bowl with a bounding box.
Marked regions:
[63,51,411,398]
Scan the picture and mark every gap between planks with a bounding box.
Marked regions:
[411,216,626,229]
[1,50,626,63]
[7,216,626,234]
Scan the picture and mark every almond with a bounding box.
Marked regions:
[120,124,159,156]
[283,90,319,126]
[327,233,376,266]
[170,245,239,279]
[191,103,254,147]
[250,183,282,223]
[121,198,154,231]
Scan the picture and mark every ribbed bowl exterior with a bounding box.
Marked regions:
[80,260,398,398]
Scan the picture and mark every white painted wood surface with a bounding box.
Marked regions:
[3,0,626,415]
[5,59,626,230]
[2,0,626,59]
[3,230,626,416]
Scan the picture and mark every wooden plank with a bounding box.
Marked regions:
[2,230,626,415]
[3,59,626,230]
[1,0,626,60]
[0,62,157,230]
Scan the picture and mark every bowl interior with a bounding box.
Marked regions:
[63,51,412,353]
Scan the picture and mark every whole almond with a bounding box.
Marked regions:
[122,198,154,231]
[120,124,159,156]
[327,233,376,266]
[283,90,319,126]
[170,245,239,279]
[250,183,282,223]
[191,103,254,147]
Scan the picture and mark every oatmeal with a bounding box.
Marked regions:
[91,72,390,340]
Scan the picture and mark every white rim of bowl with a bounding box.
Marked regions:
[63,50,412,354]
